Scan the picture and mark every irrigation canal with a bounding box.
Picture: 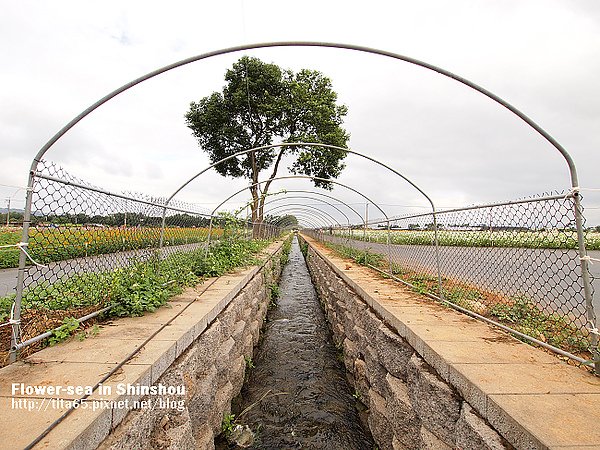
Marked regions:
[218,237,374,449]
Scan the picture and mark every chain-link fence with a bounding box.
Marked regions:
[0,161,283,365]
[305,192,599,368]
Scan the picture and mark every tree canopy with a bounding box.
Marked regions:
[185,56,349,224]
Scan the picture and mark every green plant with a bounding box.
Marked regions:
[280,235,293,264]
[268,283,280,308]
[324,240,591,355]
[77,324,101,341]
[245,356,255,370]
[221,413,236,436]
[49,317,80,346]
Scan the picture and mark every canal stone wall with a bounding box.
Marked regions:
[304,240,508,450]
[0,239,286,450]
[100,245,285,450]
[299,234,600,450]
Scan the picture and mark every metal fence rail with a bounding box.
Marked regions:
[0,161,283,365]
[305,192,599,369]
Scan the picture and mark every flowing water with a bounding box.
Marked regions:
[219,237,373,449]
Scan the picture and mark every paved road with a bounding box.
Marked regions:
[0,242,207,297]
[318,234,600,325]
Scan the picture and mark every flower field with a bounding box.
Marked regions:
[0,226,223,269]
[336,228,600,250]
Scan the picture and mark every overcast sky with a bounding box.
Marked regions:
[1,0,599,227]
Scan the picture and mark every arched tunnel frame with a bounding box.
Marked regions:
[13,41,596,372]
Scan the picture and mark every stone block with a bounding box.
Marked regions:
[150,409,196,450]
[194,424,215,450]
[343,311,359,341]
[421,425,452,450]
[354,358,371,400]
[230,355,246,396]
[407,354,461,446]
[354,324,369,354]
[195,319,224,366]
[215,337,236,386]
[231,320,246,346]
[241,332,254,359]
[368,389,395,450]
[355,307,381,341]
[363,345,390,399]
[386,373,422,450]
[343,338,358,374]
[249,319,261,346]
[208,381,234,435]
[188,364,218,429]
[455,403,510,450]
[375,323,414,381]
[332,322,345,346]
[100,403,159,449]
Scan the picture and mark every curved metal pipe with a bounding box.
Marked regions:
[163,141,436,296]
[13,41,594,370]
[275,211,331,228]
[259,196,354,242]
[249,195,351,225]
[263,203,341,228]
[204,175,386,251]
[273,190,364,223]
[168,142,435,212]
[29,42,580,188]
[278,216,321,229]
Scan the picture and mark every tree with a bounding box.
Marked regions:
[185,56,349,228]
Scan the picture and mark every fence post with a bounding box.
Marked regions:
[158,206,167,250]
[364,202,369,265]
[573,194,599,374]
[9,172,36,363]
[387,220,392,273]
[432,209,444,300]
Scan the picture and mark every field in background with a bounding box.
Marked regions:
[0,226,224,269]
[334,228,600,250]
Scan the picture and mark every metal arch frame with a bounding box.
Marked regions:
[203,175,390,256]
[236,192,361,239]
[247,195,356,241]
[266,208,336,228]
[160,141,442,300]
[262,204,342,228]
[167,142,436,213]
[273,211,332,228]
[270,214,306,228]
[251,196,352,226]
[205,175,388,221]
[12,41,595,372]
[271,190,364,223]
[276,215,322,229]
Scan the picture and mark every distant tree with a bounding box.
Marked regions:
[265,214,299,228]
[185,56,349,228]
